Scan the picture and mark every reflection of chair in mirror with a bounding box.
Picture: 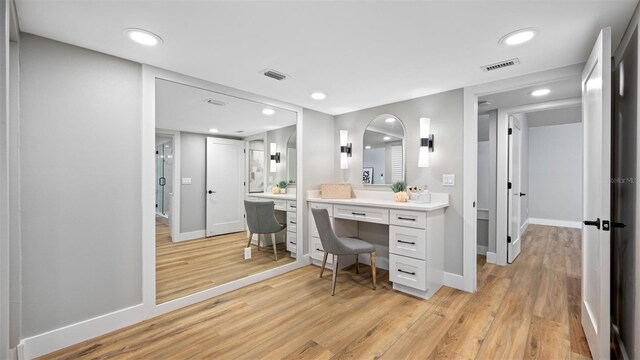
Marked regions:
[244,200,287,261]
[311,208,377,296]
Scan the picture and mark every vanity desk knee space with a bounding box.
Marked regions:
[307,190,449,299]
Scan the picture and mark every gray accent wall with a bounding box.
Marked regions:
[528,122,583,222]
[334,89,465,275]
[179,132,207,233]
[0,2,10,356]
[20,34,142,337]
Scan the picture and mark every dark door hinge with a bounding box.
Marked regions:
[508,182,512,189]
[508,128,513,135]
[507,236,512,243]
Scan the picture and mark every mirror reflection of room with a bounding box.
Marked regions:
[362,114,405,185]
[154,78,297,304]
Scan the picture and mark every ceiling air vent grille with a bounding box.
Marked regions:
[263,69,288,81]
[481,58,520,72]
[205,98,227,106]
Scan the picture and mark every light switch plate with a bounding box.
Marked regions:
[244,247,251,260]
[442,174,455,186]
[181,177,192,185]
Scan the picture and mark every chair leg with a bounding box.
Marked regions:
[331,255,339,296]
[257,234,261,251]
[371,251,377,290]
[355,255,360,274]
[271,233,278,261]
[320,251,328,278]
[246,232,253,248]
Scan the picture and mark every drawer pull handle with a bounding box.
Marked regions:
[290,221,297,225]
[398,269,416,275]
[289,241,296,245]
[397,240,416,245]
[290,205,297,208]
[398,217,416,221]
[316,248,324,252]
[352,212,366,216]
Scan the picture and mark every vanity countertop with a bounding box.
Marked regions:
[307,190,449,212]
[247,192,296,201]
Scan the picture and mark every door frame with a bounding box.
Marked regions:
[495,97,582,265]
[141,65,307,318]
[462,64,583,291]
[155,129,180,242]
[507,115,522,263]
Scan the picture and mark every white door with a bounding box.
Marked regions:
[206,137,245,237]
[581,27,611,360]
[507,116,522,263]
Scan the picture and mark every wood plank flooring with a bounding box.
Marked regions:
[156,221,294,303]
[42,224,591,359]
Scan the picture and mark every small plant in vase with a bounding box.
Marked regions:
[278,181,288,194]
[390,181,408,202]
[271,183,280,194]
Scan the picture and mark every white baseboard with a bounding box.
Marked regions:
[528,218,582,229]
[19,304,144,359]
[486,252,497,264]
[443,272,465,290]
[520,219,529,236]
[174,230,206,242]
[477,245,488,255]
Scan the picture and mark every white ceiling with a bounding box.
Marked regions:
[16,1,637,115]
[526,105,582,127]
[478,76,581,113]
[155,79,296,137]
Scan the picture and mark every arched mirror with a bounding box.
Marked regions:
[286,132,297,185]
[362,114,405,185]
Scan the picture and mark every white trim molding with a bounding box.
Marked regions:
[18,304,145,360]
[528,217,582,229]
[443,272,465,290]
[520,218,529,236]
[176,230,206,242]
[486,252,497,264]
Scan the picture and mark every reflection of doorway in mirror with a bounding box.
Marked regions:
[249,150,265,193]
[391,145,403,182]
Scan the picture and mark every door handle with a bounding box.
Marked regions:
[583,218,600,230]
[519,193,526,197]
[208,190,216,194]
[612,222,626,228]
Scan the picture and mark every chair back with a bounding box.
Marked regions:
[311,208,344,254]
[244,200,282,234]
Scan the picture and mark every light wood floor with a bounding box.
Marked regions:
[42,224,591,359]
[156,221,295,303]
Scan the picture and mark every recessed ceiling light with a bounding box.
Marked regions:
[125,28,163,46]
[209,128,219,133]
[383,136,391,141]
[385,118,396,123]
[365,145,372,150]
[262,108,275,115]
[531,88,551,97]
[499,28,538,46]
[310,92,327,100]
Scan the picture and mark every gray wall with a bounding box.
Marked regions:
[529,122,582,222]
[20,34,142,337]
[302,109,335,254]
[9,39,21,349]
[179,132,207,233]
[0,1,10,356]
[334,89,465,275]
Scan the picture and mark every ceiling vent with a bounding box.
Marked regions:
[263,69,289,81]
[205,98,227,106]
[478,100,491,106]
[481,58,520,72]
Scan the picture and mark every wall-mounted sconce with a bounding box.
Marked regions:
[270,142,280,173]
[340,130,352,169]
[418,117,434,167]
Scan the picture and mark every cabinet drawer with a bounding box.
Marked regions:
[287,200,298,212]
[310,213,333,238]
[334,205,389,225]
[389,225,426,260]
[287,212,298,233]
[273,199,287,211]
[287,231,297,253]
[309,202,333,217]
[389,254,427,291]
[390,209,427,229]
[312,237,333,264]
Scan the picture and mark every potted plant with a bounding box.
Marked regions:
[390,181,408,203]
[278,180,288,194]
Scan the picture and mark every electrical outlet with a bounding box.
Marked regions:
[244,247,251,260]
[442,174,455,186]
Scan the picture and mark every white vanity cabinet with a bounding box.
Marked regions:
[307,192,447,300]
[246,193,297,258]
